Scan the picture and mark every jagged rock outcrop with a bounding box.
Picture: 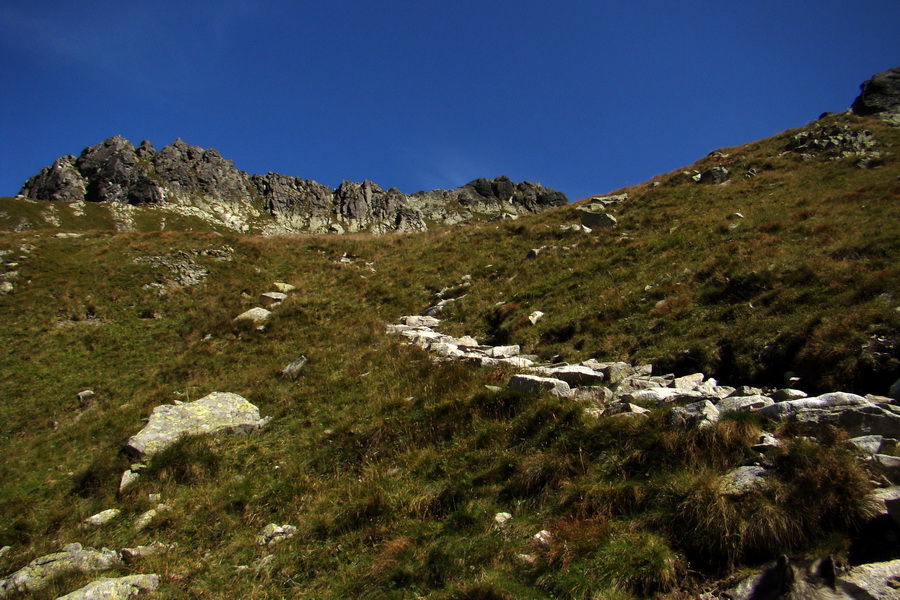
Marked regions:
[19,138,568,234]
[852,66,900,125]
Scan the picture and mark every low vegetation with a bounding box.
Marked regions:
[0,113,897,598]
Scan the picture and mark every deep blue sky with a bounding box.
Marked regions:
[1,1,898,202]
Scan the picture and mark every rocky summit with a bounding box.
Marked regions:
[18,137,567,235]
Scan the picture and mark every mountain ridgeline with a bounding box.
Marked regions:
[18,137,567,235]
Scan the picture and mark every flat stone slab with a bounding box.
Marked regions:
[259,292,288,307]
[57,574,159,600]
[0,543,121,597]
[124,392,269,459]
[508,374,572,398]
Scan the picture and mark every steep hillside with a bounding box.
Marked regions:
[0,107,899,596]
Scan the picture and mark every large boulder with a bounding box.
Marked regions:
[0,543,121,597]
[123,392,269,459]
[756,392,871,420]
[851,66,900,124]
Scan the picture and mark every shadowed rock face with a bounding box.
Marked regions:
[19,137,568,234]
[852,66,900,124]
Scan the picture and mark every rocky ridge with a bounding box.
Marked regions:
[18,137,567,235]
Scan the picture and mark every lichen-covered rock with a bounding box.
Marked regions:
[56,574,159,600]
[667,400,720,429]
[123,392,269,459]
[720,466,769,497]
[0,543,121,597]
[80,509,121,528]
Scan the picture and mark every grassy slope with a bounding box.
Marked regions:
[0,114,897,599]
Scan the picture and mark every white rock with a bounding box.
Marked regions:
[717,395,774,413]
[720,466,769,496]
[508,374,572,398]
[543,365,605,387]
[532,530,552,546]
[757,392,871,420]
[620,387,682,405]
[673,373,705,390]
[259,292,288,307]
[849,435,884,455]
[119,470,140,492]
[256,523,297,546]
[124,392,269,459]
[80,509,121,528]
[401,315,441,328]
[528,311,544,325]
[494,512,512,528]
[487,345,520,358]
[273,281,296,293]
[56,574,159,600]
[769,388,809,401]
[667,400,720,429]
[233,307,271,326]
[841,559,900,599]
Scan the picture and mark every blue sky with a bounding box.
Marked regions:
[1,1,898,202]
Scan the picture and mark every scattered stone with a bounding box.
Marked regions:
[757,392,871,420]
[870,487,900,528]
[120,542,172,563]
[849,435,885,455]
[507,374,572,398]
[494,512,512,528]
[123,392,269,459]
[840,559,900,599]
[528,310,544,325]
[538,365,605,387]
[532,530,552,546]
[259,292,288,307]
[0,281,13,295]
[730,386,763,398]
[401,315,441,328]
[770,388,809,402]
[673,373,705,390]
[699,166,730,184]
[486,345,520,358]
[720,466,769,497]
[272,281,296,293]
[752,432,781,453]
[233,307,272,326]
[578,209,617,229]
[526,247,545,259]
[280,355,308,380]
[119,470,140,493]
[0,543,121,597]
[80,509,121,528]
[872,454,900,483]
[667,400,720,429]
[76,390,95,404]
[56,574,159,600]
[134,504,170,532]
[793,403,900,438]
[604,403,650,416]
[717,395,774,413]
[256,523,297,546]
